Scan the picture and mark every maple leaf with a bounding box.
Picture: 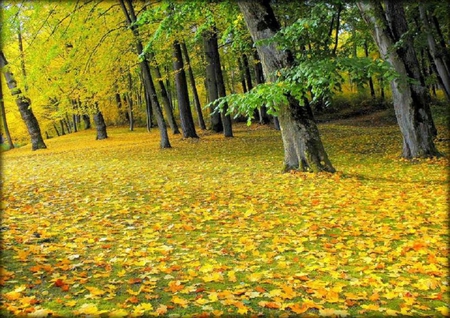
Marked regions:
[171,295,189,308]
[73,303,108,316]
[155,304,168,316]
[166,280,184,293]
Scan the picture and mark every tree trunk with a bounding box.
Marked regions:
[126,72,134,131]
[93,106,108,140]
[419,4,450,100]
[203,31,223,133]
[52,122,60,137]
[181,41,206,130]
[253,50,271,124]
[0,82,14,149]
[173,40,198,138]
[358,1,440,159]
[148,51,180,134]
[238,1,334,172]
[120,0,171,148]
[82,114,91,129]
[60,120,66,135]
[210,32,233,137]
[0,51,46,150]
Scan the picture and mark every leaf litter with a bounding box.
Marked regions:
[1,122,448,317]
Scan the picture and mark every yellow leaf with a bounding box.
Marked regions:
[227,271,237,282]
[108,309,128,317]
[74,303,108,316]
[436,306,449,316]
[171,295,189,308]
[155,304,168,316]
[3,291,21,301]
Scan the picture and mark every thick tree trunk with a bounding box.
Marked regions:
[93,106,108,140]
[358,1,440,159]
[173,40,198,138]
[0,51,46,150]
[419,4,450,100]
[0,82,14,149]
[148,51,180,134]
[82,114,91,130]
[181,41,206,130]
[203,31,223,133]
[120,0,171,148]
[238,1,334,172]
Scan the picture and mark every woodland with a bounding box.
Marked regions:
[1,0,449,317]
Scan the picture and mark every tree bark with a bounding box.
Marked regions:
[419,4,450,100]
[358,1,440,159]
[148,51,180,134]
[173,40,198,138]
[203,31,223,133]
[93,107,108,140]
[82,114,91,130]
[253,50,271,124]
[238,0,335,172]
[0,51,46,150]
[211,32,233,137]
[181,41,206,130]
[0,82,14,149]
[120,0,171,148]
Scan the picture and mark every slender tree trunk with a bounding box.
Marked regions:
[358,1,440,159]
[52,122,60,136]
[253,50,271,124]
[203,31,223,132]
[17,24,28,93]
[238,1,334,172]
[181,41,206,130]
[363,40,376,98]
[120,0,171,148]
[211,33,233,137]
[238,57,248,93]
[173,40,198,138]
[148,51,180,134]
[0,82,14,149]
[0,51,46,150]
[126,71,134,131]
[60,120,66,135]
[419,4,450,100]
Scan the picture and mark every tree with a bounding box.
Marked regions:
[181,41,206,130]
[172,40,198,138]
[148,51,180,135]
[119,0,171,148]
[0,80,15,149]
[358,1,440,159]
[237,0,335,172]
[419,4,450,100]
[0,51,46,150]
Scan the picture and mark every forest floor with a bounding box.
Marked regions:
[1,109,449,317]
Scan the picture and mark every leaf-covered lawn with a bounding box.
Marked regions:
[1,120,449,317]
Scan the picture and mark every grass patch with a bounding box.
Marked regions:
[1,119,449,317]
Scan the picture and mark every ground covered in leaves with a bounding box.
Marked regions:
[1,116,449,317]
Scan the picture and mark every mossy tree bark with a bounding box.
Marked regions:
[0,51,46,150]
[238,0,335,172]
